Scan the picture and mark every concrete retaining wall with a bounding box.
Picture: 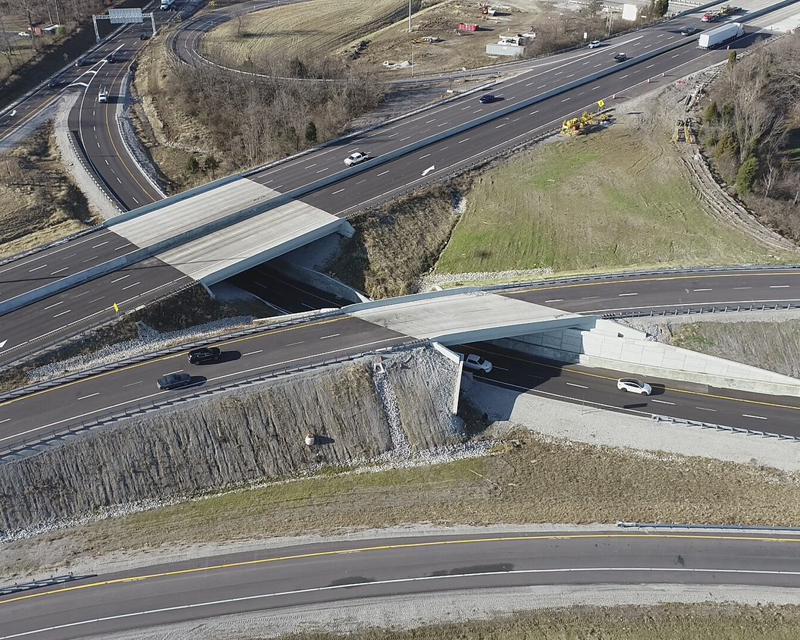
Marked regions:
[274,259,370,304]
[493,318,800,397]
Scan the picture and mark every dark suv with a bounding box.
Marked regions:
[613,52,628,62]
[479,93,497,104]
[188,347,221,365]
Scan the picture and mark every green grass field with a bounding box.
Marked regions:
[436,128,795,275]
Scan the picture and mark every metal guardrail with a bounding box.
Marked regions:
[616,522,800,533]
[604,302,800,320]
[0,573,95,596]
[0,279,200,371]
[652,413,800,442]
[0,303,345,402]
[0,339,427,461]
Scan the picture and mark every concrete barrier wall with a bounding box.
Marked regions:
[274,259,370,304]
[493,318,800,397]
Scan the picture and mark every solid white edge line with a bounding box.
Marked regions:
[6,567,800,639]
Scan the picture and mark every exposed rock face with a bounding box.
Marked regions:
[0,346,463,535]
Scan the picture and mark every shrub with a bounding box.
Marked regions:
[736,156,759,195]
[704,101,719,123]
[715,132,738,159]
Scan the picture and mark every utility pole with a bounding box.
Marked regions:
[408,0,412,32]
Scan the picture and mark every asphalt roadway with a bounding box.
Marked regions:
[452,341,800,435]
[3,531,800,639]
[0,5,763,363]
[4,278,800,453]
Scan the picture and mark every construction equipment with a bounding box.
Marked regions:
[684,117,696,144]
[672,119,685,143]
[561,111,604,136]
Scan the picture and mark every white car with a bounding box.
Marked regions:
[464,354,493,374]
[588,40,602,48]
[617,378,652,396]
[344,151,369,167]
[18,31,31,37]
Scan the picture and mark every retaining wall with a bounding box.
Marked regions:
[493,318,800,397]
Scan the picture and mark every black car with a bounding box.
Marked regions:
[157,372,193,390]
[139,33,150,40]
[105,53,116,63]
[613,52,628,62]
[187,347,221,365]
[479,93,497,104]
[680,27,698,36]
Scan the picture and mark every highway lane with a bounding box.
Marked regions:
[6,263,800,369]
[71,42,164,209]
[3,531,800,639]
[0,29,740,360]
[229,264,349,313]
[4,290,800,451]
[0,257,189,366]
[0,229,136,307]
[0,315,407,448]
[506,269,800,315]
[454,342,800,434]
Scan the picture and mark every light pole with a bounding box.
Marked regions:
[408,0,412,32]
[411,43,414,77]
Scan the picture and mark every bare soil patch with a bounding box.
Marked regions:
[0,122,94,258]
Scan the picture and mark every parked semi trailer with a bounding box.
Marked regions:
[698,22,744,48]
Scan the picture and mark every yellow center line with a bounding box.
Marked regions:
[101,63,157,202]
[2,532,798,607]
[0,315,348,409]
[477,346,800,412]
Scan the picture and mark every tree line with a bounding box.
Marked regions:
[702,36,800,239]
[165,53,384,170]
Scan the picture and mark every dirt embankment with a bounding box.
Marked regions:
[0,347,462,537]
[0,122,94,258]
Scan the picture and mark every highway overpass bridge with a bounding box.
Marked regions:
[2,284,799,460]
[0,0,797,367]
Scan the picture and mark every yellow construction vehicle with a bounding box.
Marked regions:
[561,111,604,136]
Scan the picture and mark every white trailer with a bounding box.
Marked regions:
[160,0,174,10]
[698,22,744,49]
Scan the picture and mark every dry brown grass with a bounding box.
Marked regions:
[327,182,462,298]
[266,604,800,640]
[4,426,800,577]
[130,43,212,194]
[201,0,415,66]
[663,318,800,379]
[0,122,94,258]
